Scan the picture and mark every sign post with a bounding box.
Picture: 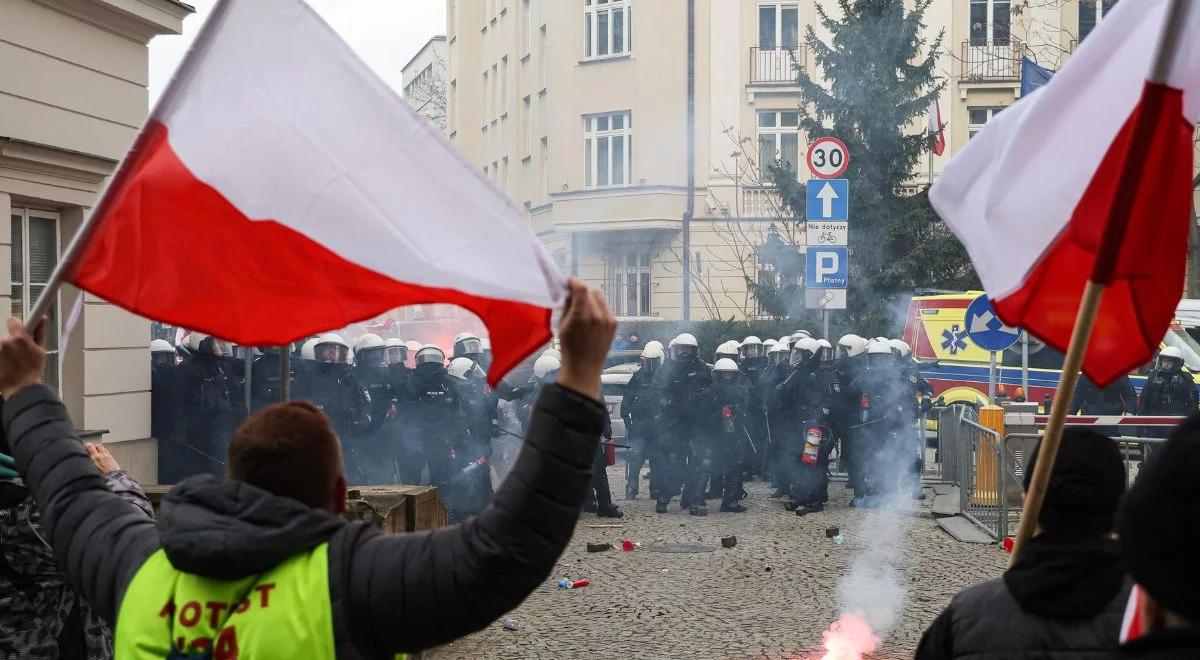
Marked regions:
[964,294,1021,403]
[805,140,850,327]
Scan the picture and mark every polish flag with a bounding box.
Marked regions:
[927,99,945,156]
[930,0,1200,386]
[68,0,565,385]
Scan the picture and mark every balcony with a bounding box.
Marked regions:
[740,186,785,218]
[749,46,807,86]
[960,39,1023,82]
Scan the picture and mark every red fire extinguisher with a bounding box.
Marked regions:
[803,425,824,464]
[722,405,735,434]
[860,393,871,423]
[604,436,616,466]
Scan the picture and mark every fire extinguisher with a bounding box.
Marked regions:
[803,425,824,465]
[722,405,735,435]
[604,436,616,466]
[860,393,871,423]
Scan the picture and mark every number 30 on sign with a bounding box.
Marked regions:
[807,137,850,179]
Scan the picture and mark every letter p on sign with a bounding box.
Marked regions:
[805,247,848,288]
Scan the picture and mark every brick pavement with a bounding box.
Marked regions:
[427,467,1008,660]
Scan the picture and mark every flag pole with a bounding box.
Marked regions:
[1008,0,1191,565]
[22,0,233,332]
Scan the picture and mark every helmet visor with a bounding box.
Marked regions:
[642,356,662,374]
[671,345,698,361]
[385,346,408,365]
[868,353,892,370]
[316,343,349,364]
[415,348,446,365]
[768,351,783,366]
[358,347,386,368]
[741,345,761,359]
[789,349,805,367]
[455,338,483,356]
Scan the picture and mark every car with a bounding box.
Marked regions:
[601,361,641,440]
[604,350,643,369]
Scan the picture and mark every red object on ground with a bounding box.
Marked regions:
[1003,537,1015,553]
[570,579,589,589]
[622,540,636,552]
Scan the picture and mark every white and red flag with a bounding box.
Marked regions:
[68,0,565,385]
[931,0,1200,386]
[927,98,945,156]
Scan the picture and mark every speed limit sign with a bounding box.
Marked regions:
[807,137,850,179]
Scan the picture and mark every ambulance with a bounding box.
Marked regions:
[902,291,1200,407]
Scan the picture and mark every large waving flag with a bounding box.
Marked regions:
[931,0,1200,386]
[68,0,565,385]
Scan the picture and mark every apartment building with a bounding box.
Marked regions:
[1,0,191,481]
[444,1,1124,322]
[403,35,449,131]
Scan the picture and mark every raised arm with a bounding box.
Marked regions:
[332,279,616,655]
[0,320,160,624]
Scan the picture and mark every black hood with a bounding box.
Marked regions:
[1003,533,1126,619]
[159,475,345,580]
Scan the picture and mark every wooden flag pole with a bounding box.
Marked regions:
[1008,0,1191,566]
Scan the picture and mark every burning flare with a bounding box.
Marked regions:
[819,612,879,660]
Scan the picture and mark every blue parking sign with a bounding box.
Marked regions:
[805,247,848,289]
[806,179,848,221]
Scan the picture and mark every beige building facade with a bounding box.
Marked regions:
[445,0,1120,322]
[1,0,190,482]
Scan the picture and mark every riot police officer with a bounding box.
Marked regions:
[1138,347,1198,449]
[294,333,372,478]
[762,338,791,494]
[352,334,401,484]
[715,340,740,367]
[384,338,409,367]
[623,344,664,500]
[890,339,932,499]
[689,359,750,514]
[167,333,233,483]
[739,336,767,480]
[250,345,287,411]
[150,339,177,446]
[848,341,910,506]
[770,337,827,513]
[448,356,496,518]
[651,333,712,514]
[452,332,484,364]
[399,345,470,498]
[836,334,869,494]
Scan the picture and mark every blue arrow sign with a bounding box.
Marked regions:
[806,179,848,221]
[805,247,848,289]
[964,294,1021,352]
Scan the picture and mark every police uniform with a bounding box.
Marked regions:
[848,359,909,505]
[167,349,233,483]
[689,378,751,512]
[650,356,712,512]
[1138,364,1197,444]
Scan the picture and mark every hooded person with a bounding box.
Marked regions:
[0,280,618,659]
[917,428,1129,660]
[1112,415,1200,659]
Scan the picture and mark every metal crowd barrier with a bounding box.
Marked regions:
[934,411,1187,541]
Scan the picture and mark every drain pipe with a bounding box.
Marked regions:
[683,0,695,321]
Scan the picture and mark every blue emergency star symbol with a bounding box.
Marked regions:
[942,325,968,355]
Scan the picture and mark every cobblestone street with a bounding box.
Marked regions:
[429,466,1008,660]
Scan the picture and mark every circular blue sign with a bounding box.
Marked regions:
[964,294,1021,352]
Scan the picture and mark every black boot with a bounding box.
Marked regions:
[597,503,624,518]
[689,504,708,516]
[655,500,669,514]
[720,501,747,513]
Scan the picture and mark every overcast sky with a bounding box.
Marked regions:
[148,0,447,105]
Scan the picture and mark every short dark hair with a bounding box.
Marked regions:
[228,401,343,510]
[1024,427,1125,535]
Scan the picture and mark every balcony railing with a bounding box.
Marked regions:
[749,46,807,85]
[960,39,1023,82]
[741,186,785,217]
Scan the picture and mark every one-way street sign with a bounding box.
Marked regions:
[806,179,848,221]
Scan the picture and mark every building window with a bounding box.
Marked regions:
[758,2,799,49]
[969,0,1010,45]
[756,110,800,178]
[968,106,1004,139]
[539,26,549,90]
[609,249,652,316]
[1079,0,1117,43]
[499,56,508,116]
[482,71,490,121]
[585,111,632,188]
[10,209,59,389]
[522,0,533,54]
[522,96,533,155]
[501,157,509,194]
[541,137,550,202]
[584,0,631,59]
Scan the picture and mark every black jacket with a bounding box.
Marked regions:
[917,534,1129,660]
[4,383,604,657]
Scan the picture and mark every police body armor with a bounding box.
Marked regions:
[1142,368,1196,415]
[298,363,371,435]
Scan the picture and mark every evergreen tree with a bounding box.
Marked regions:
[754,0,979,334]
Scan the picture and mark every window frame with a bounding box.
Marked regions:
[757,1,800,50]
[608,247,652,317]
[1078,0,1116,43]
[967,105,1004,139]
[583,0,632,60]
[755,110,801,180]
[10,208,61,390]
[969,0,1011,46]
[584,110,633,189]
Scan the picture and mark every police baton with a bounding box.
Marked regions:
[741,426,758,455]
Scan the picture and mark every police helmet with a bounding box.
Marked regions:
[645,340,665,353]
[384,338,408,365]
[713,357,740,382]
[1158,346,1185,370]
[453,332,483,358]
[740,336,764,360]
[447,357,477,381]
[816,338,835,363]
[185,332,209,353]
[300,338,320,360]
[405,340,423,355]
[314,334,350,364]
[150,339,175,354]
[670,333,699,361]
[715,341,740,360]
[838,334,868,358]
[888,339,912,358]
[415,345,446,367]
[763,338,778,349]
[534,355,561,380]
